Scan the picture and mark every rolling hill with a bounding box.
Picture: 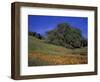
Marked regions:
[28,36,87,66]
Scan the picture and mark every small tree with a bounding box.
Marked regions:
[28,31,43,39]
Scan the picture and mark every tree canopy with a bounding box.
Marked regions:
[45,23,87,48]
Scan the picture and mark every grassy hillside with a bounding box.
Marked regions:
[28,36,87,66]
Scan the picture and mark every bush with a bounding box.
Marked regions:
[28,31,43,39]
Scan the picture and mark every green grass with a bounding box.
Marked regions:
[28,35,87,55]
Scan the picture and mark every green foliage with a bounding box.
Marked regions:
[45,23,87,48]
[29,31,43,39]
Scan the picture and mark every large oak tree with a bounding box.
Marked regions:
[45,23,87,48]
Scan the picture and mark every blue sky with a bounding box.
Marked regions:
[28,15,88,38]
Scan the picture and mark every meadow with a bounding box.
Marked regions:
[28,36,87,66]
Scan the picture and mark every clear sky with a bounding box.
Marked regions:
[28,15,88,38]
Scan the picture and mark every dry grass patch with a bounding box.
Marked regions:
[28,52,87,66]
